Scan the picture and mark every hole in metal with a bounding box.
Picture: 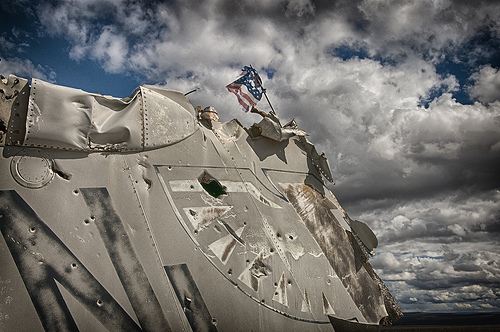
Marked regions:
[198,171,226,198]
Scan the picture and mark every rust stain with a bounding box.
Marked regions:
[282,183,388,324]
[208,226,244,264]
[221,239,237,262]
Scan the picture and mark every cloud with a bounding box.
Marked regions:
[4,0,500,313]
[372,247,500,312]
[0,57,55,82]
[468,65,500,103]
[31,0,500,81]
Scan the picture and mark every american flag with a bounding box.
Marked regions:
[226,66,264,112]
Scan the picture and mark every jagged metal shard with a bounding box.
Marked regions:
[0,75,402,331]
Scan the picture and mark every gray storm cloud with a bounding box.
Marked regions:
[3,0,500,312]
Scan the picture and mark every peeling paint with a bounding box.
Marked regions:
[183,206,232,232]
[208,226,245,264]
[238,250,271,292]
[280,230,305,261]
[281,183,391,324]
[322,293,336,316]
[301,289,311,313]
[218,220,244,245]
[170,180,203,192]
[222,181,281,209]
[272,272,288,307]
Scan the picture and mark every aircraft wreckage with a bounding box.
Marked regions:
[0,74,402,331]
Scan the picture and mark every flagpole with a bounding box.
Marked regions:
[250,64,278,117]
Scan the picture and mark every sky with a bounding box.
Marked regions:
[1,0,500,314]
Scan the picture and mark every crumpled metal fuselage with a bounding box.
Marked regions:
[0,75,402,331]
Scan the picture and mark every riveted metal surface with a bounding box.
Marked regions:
[10,148,54,188]
[0,77,401,331]
[0,75,29,146]
[141,86,198,149]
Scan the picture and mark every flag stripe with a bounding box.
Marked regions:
[226,66,264,112]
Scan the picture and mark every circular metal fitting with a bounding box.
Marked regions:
[10,149,54,188]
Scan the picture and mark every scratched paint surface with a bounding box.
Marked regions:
[281,183,389,324]
[165,263,218,332]
[0,190,141,331]
[157,164,368,324]
[80,188,171,332]
[0,76,402,330]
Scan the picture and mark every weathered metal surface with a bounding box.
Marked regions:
[328,315,382,331]
[280,183,388,323]
[0,190,142,331]
[0,75,29,146]
[141,86,198,149]
[165,264,217,332]
[20,78,197,152]
[10,148,55,188]
[349,218,379,253]
[0,75,402,331]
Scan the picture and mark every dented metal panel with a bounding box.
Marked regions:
[25,79,96,150]
[20,78,197,152]
[141,86,198,148]
[0,76,402,331]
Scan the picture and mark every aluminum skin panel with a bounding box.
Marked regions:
[0,77,402,331]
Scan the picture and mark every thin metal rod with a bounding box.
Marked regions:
[250,65,277,116]
[184,88,199,96]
